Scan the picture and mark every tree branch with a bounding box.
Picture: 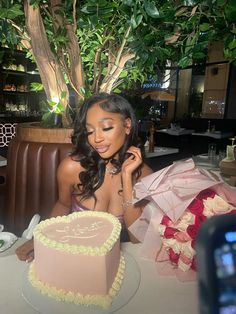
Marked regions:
[65,23,85,99]
[49,0,84,100]
[110,26,131,76]
[99,52,135,93]
[92,30,111,93]
[92,47,102,93]
[72,0,77,33]
[8,19,31,50]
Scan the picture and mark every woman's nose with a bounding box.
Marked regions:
[94,131,104,142]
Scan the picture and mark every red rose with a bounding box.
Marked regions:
[191,257,197,271]
[197,188,216,200]
[168,248,180,264]
[188,198,204,216]
[186,224,198,239]
[191,239,196,249]
[161,215,172,226]
[164,227,178,238]
[194,214,206,228]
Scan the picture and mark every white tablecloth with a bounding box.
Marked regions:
[157,129,194,136]
[192,131,233,139]
[0,240,199,314]
[145,146,179,158]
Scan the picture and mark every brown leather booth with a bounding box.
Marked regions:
[0,138,73,236]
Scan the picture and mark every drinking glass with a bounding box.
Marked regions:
[218,150,226,162]
[208,143,217,159]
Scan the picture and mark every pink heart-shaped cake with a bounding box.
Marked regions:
[29,211,125,309]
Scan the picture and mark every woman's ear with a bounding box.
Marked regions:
[125,118,132,135]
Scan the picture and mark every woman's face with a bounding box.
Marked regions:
[86,104,131,159]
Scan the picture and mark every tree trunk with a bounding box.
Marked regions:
[24,0,72,127]
[50,0,84,102]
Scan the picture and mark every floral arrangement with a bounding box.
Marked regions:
[158,188,236,272]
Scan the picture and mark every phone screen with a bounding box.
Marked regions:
[214,230,236,314]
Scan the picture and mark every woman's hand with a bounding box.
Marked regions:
[15,239,34,262]
[121,146,142,177]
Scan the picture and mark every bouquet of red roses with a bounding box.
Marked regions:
[158,188,236,272]
[129,159,236,280]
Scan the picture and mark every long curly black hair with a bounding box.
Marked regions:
[71,92,144,201]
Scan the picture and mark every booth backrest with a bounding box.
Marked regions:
[3,138,73,236]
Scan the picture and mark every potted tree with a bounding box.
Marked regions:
[0,0,235,131]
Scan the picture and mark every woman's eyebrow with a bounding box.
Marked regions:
[86,117,114,126]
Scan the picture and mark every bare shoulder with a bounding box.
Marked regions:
[57,155,83,180]
[139,162,153,179]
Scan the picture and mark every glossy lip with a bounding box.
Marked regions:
[95,145,110,154]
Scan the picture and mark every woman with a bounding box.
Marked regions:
[16,93,153,261]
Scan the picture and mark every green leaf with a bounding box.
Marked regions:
[193,52,206,59]
[0,5,24,19]
[217,0,226,5]
[56,103,65,113]
[30,82,44,92]
[178,56,192,68]
[122,0,133,6]
[29,0,41,8]
[119,70,128,78]
[60,91,67,99]
[80,86,86,95]
[113,88,122,93]
[231,26,236,35]
[136,14,143,27]
[225,5,236,22]
[42,112,52,120]
[47,100,56,107]
[144,1,160,18]
[185,34,198,54]
[130,15,137,28]
[199,23,211,32]
[228,38,236,50]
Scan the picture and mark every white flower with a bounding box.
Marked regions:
[178,259,191,271]
[162,238,182,254]
[181,241,195,258]
[158,224,166,236]
[203,195,231,216]
[175,212,195,231]
[177,242,195,271]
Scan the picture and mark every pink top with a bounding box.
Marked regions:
[71,194,124,225]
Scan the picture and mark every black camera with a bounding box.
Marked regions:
[196,213,236,314]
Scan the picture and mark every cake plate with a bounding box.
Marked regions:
[22,251,140,314]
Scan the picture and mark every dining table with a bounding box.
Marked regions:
[145,146,179,158]
[0,239,199,314]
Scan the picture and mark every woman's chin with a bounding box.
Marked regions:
[98,151,118,160]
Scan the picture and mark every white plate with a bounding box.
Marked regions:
[0,232,18,252]
[22,251,140,314]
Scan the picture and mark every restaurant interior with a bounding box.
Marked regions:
[0,40,236,236]
[0,40,236,314]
